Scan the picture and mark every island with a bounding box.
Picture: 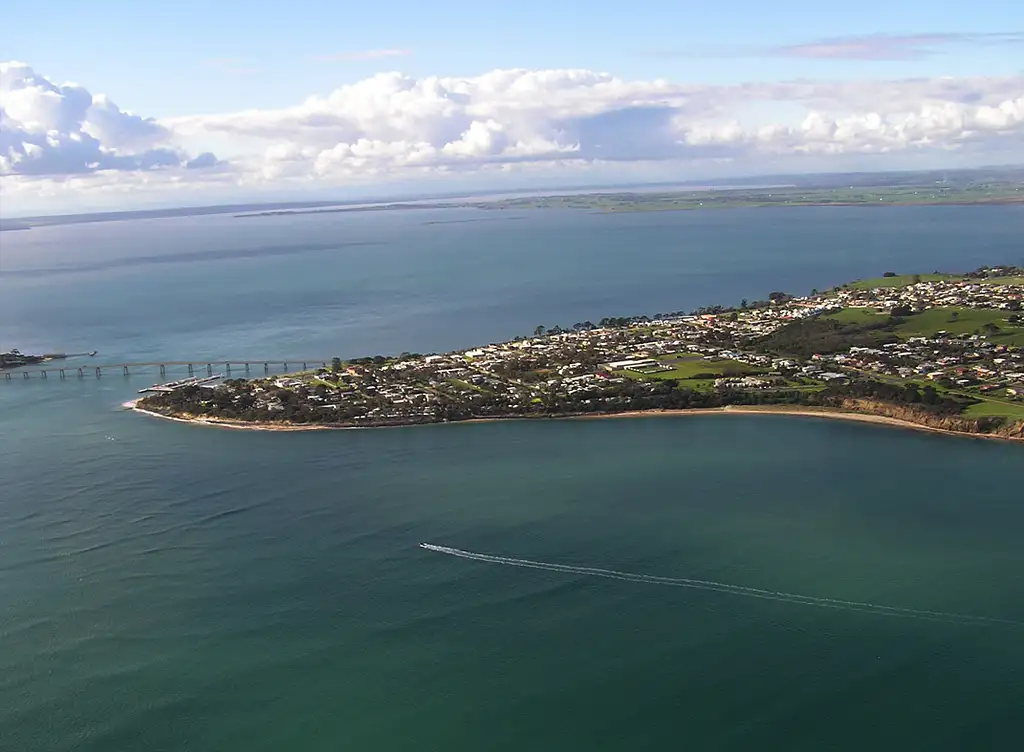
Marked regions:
[135,266,1024,442]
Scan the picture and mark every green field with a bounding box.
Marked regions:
[824,307,888,324]
[619,356,761,383]
[980,276,1024,286]
[845,273,955,291]
[961,398,1024,420]
[892,307,1024,346]
[822,306,1024,346]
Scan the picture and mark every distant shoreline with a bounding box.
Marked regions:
[233,195,1024,219]
[127,402,1024,443]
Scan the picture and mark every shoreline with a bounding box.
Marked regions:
[237,196,1024,219]
[127,401,1024,443]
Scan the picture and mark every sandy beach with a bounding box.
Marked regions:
[126,400,1023,443]
[128,401,341,431]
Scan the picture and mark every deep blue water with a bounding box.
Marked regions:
[3,205,1021,361]
[1,206,1023,751]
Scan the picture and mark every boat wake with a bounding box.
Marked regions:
[419,543,1020,627]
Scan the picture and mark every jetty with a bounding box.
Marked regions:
[138,375,223,394]
[2,359,328,382]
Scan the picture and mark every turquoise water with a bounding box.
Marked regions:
[2,206,1024,750]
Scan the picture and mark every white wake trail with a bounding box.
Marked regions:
[420,543,1020,627]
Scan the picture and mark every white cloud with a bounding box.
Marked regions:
[0,61,221,177]
[3,60,1023,211]
[675,95,1024,158]
[166,69,1022,179]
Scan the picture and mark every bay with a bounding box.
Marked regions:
[2,205,1022,361]
[1,205,1023,751]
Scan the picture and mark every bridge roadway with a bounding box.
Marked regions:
[2,359,328,381]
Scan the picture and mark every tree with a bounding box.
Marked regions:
[331,357,342,373]
[982,322,1001,335]
[912,274,922,284]
[949,311,960,322]
[534,325,546,337]
[768,291,791,304]
[891,305,913,318]
[741,299,748,309]
[883,271,897,278]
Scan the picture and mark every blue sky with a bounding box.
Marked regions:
[2,0,1023,213]
[5,0,1023,115]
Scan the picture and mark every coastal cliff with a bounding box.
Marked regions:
[837,399,1024,440]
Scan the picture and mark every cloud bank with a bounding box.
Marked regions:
[2,59,1023,209]
[168,69,1024,176]
[0,61,222,177]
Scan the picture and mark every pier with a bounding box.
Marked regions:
[138,374,224,394]
[2,360,328,382]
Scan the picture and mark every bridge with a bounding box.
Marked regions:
[2,359,329,381]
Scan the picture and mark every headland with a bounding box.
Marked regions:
[135,265,1024,442]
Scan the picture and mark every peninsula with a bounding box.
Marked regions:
[135,267,1024,441]
[234,184,1024,219]
[235,168,1024,218]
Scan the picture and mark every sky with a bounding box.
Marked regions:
[2,0,1023,215]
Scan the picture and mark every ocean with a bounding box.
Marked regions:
[1,205,1023,751]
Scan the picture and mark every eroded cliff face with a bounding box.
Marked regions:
[992,418,1024,440]
[841,399,1024,440]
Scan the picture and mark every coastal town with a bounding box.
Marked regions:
[137,266,1024,438]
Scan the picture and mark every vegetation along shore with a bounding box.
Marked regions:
[136,265,1024,442]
